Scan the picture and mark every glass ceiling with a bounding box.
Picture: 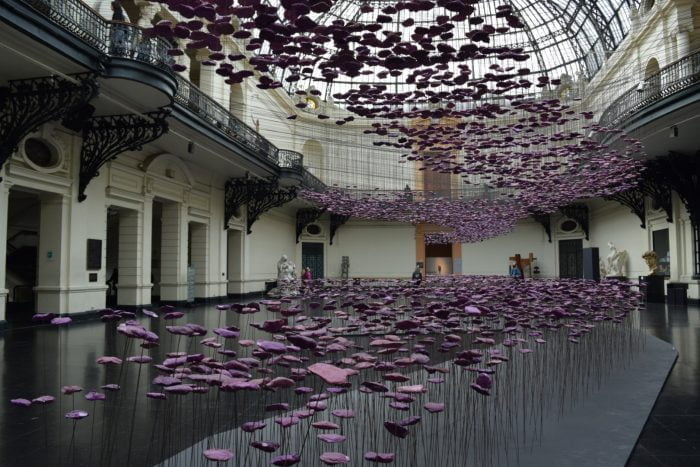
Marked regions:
[260,0,639,102]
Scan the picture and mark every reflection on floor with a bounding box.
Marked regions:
[627,303,700,467]
[0,300,696,466]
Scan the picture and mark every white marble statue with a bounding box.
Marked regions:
[605,242,629,277]
[271,255,298,296]
[277,254,297,283]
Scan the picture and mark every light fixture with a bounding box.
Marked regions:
[636,81,646,93]
[669,125,679,138]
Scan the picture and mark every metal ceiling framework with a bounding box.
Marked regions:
[262,0,640,100]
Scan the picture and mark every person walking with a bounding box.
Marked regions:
[302,267,312,287]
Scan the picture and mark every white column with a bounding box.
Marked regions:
[197,52,228,104]
[35,194,70,313]
[0,183,11,323]
[142,196,153,304]
[159,202,188,302]
[116,208,151,306]
[677,30,691,59]
[189,222,209,299]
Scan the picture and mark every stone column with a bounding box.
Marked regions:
[35,194,70,313]
[197,51,228,104]
[159,202,188,302]
[116,207,151,306]
[676,30,691,59]
[0,183,11,324]
[142,195,154,303]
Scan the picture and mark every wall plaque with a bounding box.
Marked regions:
[87,239,102,270]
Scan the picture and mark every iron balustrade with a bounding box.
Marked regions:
[107,21,174,72]
[25,0,106,51]
[173,76,280,166]
[599,50,700,128]
[301,169,326,192]
[24,0,173,71]
[277,150,303,171]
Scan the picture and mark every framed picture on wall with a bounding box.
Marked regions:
[86,239,102,271]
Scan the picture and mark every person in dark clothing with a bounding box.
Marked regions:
[412,265,423,285]
[111,1,125,21]
[110,1,129,55]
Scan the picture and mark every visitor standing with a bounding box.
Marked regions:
[302,267,312,287]
[412,265,423,285]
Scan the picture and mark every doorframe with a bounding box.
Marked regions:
[553,214,588,278]
[300,241,326,279]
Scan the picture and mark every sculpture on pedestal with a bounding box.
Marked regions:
[277,254,298,294]
[268,255,299,297]
[642,250,660,276]
[600,242,629,278]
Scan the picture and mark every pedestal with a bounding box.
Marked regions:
[639,275,665,303]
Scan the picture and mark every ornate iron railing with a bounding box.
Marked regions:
[277,150,303,170]
[24,0,173,72]
[301,169,327,192]
[25,0,106,51]
[599,50,700,128]
[173,76,281,166]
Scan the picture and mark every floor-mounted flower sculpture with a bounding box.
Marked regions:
[7,275,645,466]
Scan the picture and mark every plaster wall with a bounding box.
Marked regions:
[460,219,557,277]
[324,221,416,278]
[588,201,650,279]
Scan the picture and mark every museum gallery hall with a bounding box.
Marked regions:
[0,0,699,466]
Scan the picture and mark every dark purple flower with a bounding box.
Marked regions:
[272,453,301,466]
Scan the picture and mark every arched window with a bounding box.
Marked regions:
[644,58,661,93]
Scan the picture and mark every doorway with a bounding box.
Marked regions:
[559,239,583,279]
[151,200,163,303]
[426,243,453,275]
[227,229,243,295]
[301,242,324,279]
[5,189,40,322]
[105,207,119,307]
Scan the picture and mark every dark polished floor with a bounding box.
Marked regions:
[627,303,700,467]
[0,300,696,466]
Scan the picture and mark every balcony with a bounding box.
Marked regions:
[598,51,700,131]
[7,0,325,191]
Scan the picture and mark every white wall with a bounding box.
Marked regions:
[461,219,557,277]
[325,221,416,278]
[588,201,649,279]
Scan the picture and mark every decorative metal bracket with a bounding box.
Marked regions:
[0,73,98,180]
[604,188,646,228]
[531,212,552,243]
[224,177,297,234]
[640,173,673,223]
[330,213,350,245]
[560,203,589,240]
[296,207,326,243]
[74,109,170,201]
